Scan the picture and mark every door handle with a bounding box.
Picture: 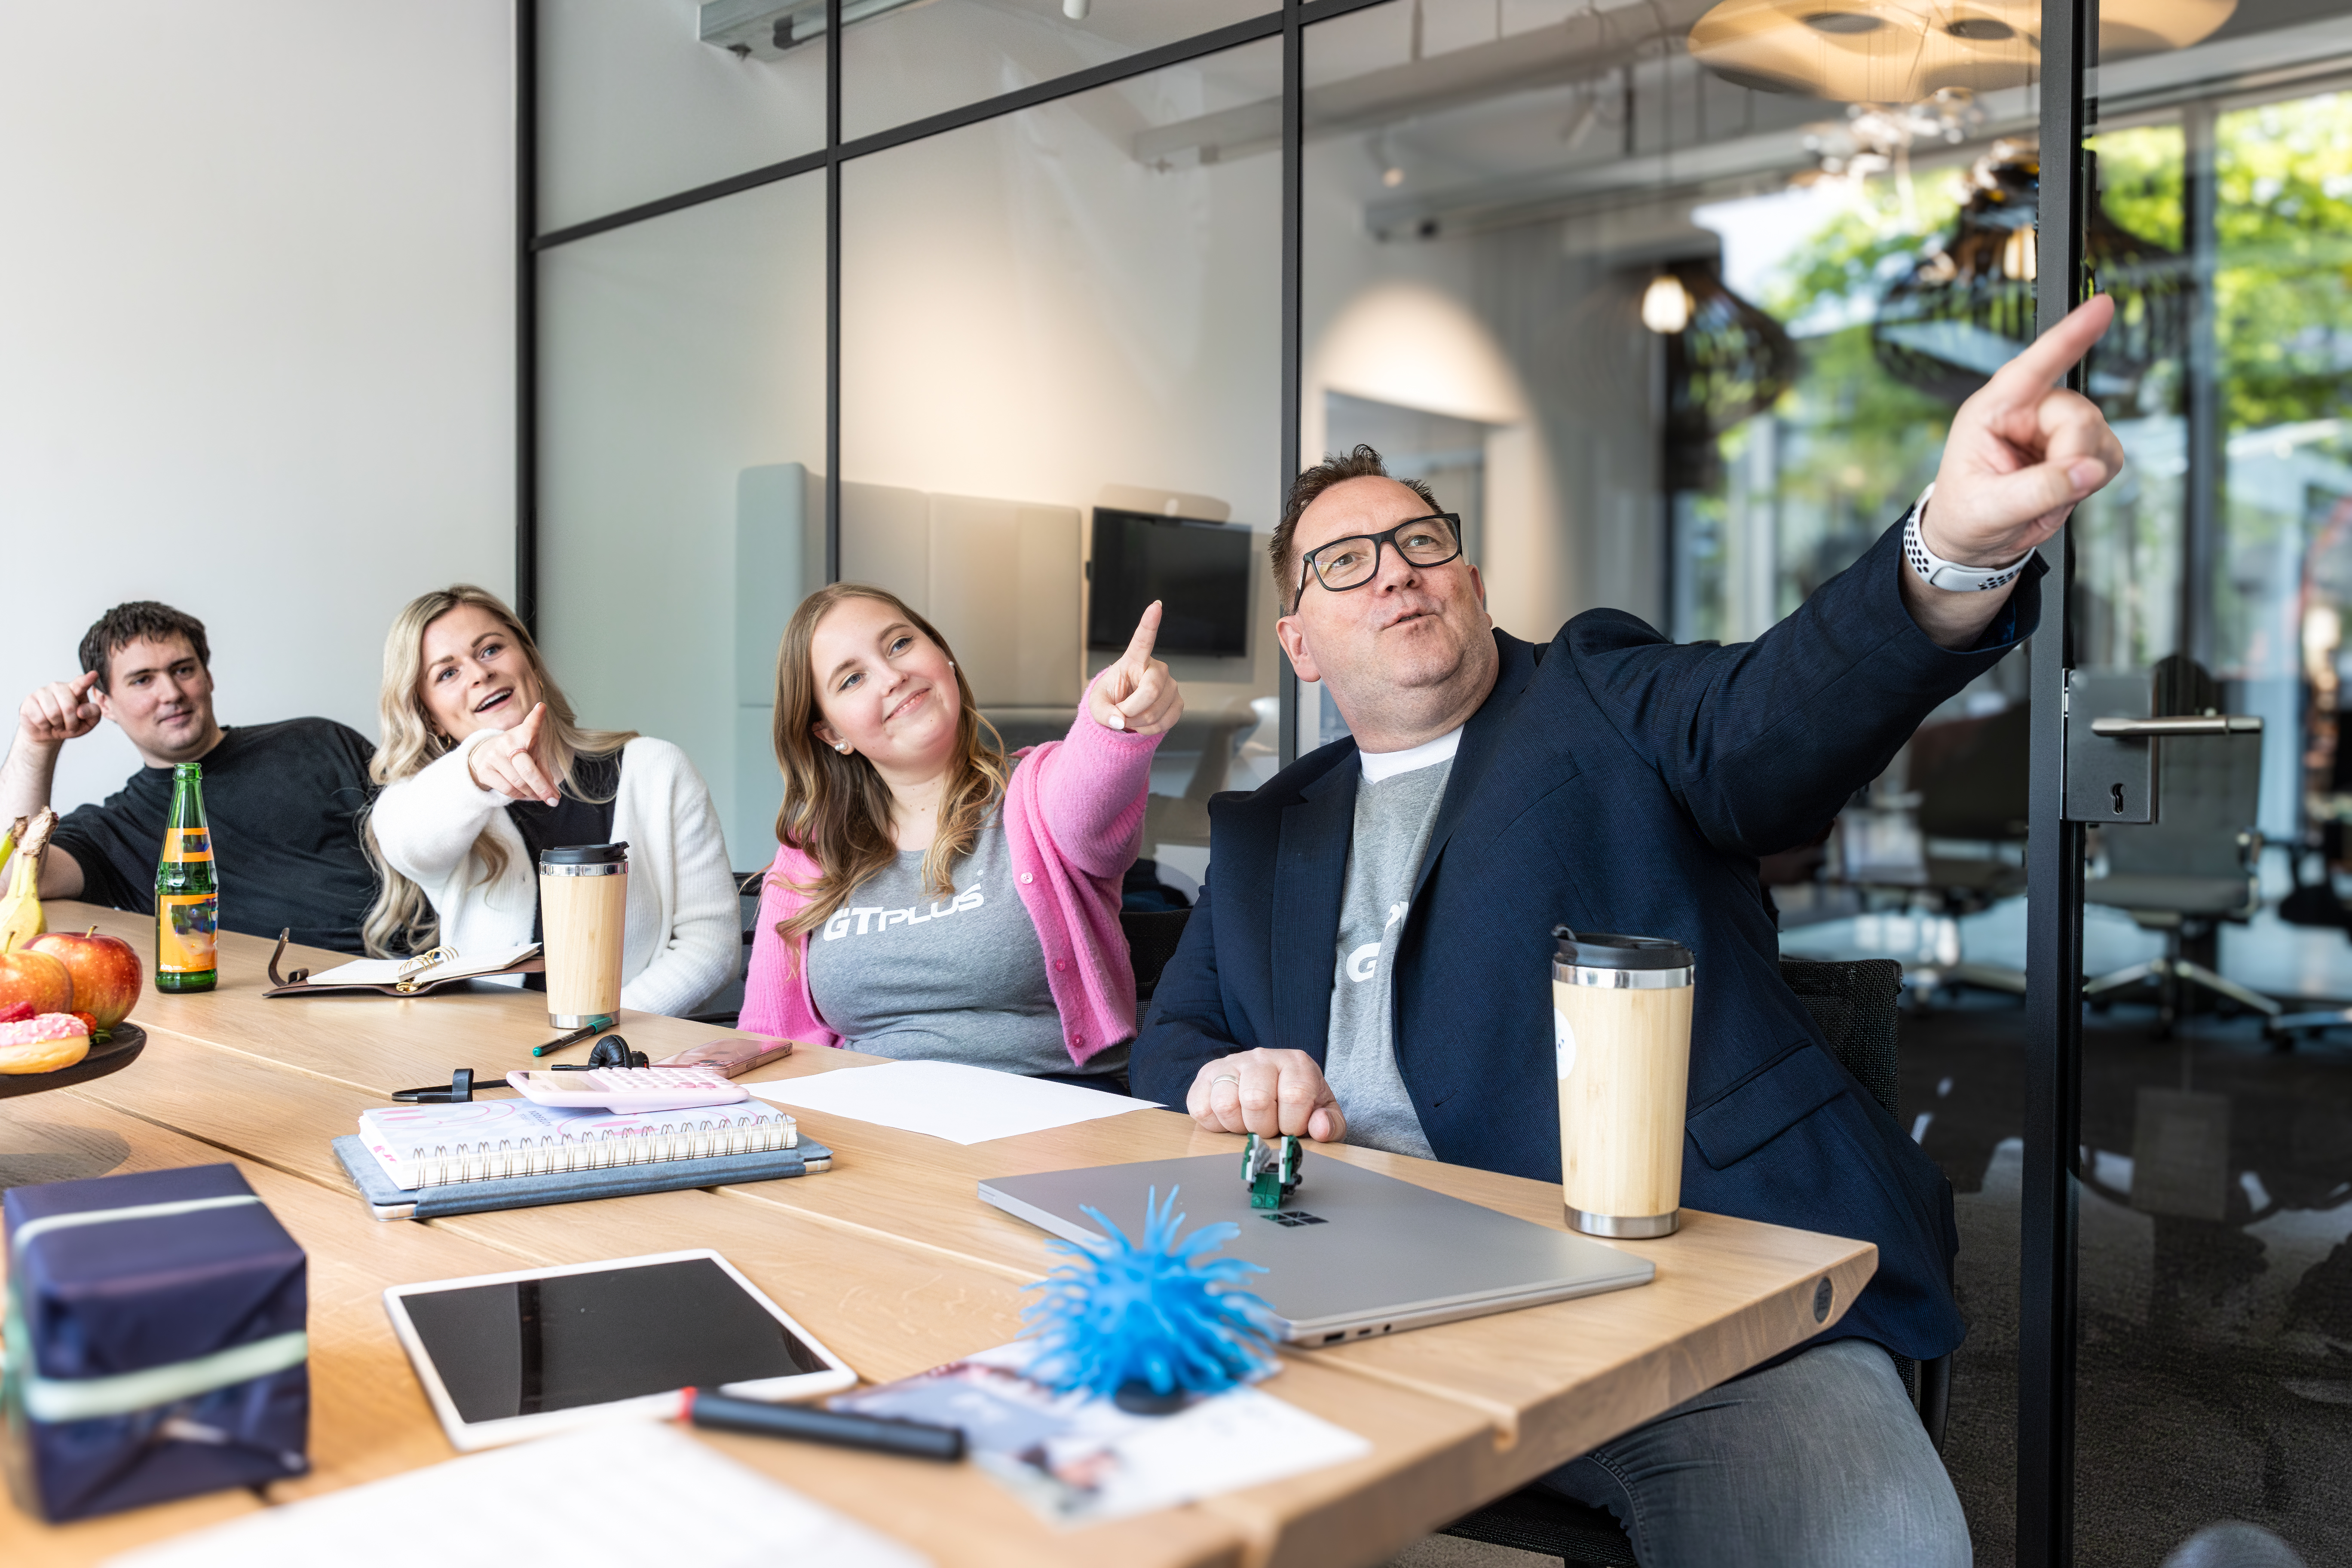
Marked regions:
[2064,669,2263,825]
[2089,715,2262,738]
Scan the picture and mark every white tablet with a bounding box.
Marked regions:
[383,1249,858,1451]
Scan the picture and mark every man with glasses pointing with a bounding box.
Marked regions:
[1130,297,2128,1566]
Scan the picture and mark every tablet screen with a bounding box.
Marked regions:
[399,1256,832,1423]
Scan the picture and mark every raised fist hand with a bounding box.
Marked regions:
[18,672,103,747]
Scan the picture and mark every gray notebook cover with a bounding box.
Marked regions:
[332,1133,832,1220]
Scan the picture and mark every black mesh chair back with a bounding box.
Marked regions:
[684,870,770,1028]
[1121,907,1192,1009]
[1442,954,1943,1567]
[1779,956,1902,1118]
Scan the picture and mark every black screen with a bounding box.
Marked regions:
[1087,508,1253,658]
[400,1258,829,1423]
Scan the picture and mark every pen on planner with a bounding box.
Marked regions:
[679,1389,966,1462]
[532,1016,617,1057]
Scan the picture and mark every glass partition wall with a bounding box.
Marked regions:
[528,0,2352,1561]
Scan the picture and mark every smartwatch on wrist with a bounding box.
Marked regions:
[1902,484,2034,592]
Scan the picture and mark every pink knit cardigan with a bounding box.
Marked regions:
[740,698,1161,1068]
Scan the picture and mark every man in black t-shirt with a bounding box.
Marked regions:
[1,601,380,953]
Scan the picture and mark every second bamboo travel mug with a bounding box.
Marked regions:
[1552,926,1695,1238]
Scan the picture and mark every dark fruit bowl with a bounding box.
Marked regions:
[0,1021,147,1099]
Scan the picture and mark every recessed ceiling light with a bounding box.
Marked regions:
[1802,11,1886,33]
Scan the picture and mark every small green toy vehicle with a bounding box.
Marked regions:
[1242,1133,1302,1210]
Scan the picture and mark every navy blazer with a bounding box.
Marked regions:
[1131,517,2043,1361]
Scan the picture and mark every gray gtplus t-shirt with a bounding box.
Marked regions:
[1323,733,1458,1158]
[804,821,1125,1078]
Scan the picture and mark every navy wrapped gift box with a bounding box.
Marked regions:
[2,1163,310,1522]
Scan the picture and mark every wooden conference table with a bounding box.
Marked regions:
[1,903,1876,1568]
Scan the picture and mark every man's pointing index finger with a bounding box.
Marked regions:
[1984,293,2116,404]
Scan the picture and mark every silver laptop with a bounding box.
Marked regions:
[979,1152,1654,1344]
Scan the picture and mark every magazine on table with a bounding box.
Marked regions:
[829,1339,1369,1526]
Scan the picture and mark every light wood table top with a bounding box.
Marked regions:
[3,903,1878,1568]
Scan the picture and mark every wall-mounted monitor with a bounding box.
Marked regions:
[1087,508,1253,659]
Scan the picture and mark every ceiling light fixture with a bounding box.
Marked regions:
[1686,0,2236,102]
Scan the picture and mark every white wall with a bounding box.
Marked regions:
[0,1,514,813]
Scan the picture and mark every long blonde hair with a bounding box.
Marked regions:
[361,585,638,957]
[771,584,1009,952]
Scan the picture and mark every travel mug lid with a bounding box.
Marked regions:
[1550,926,1693,971]
[539,842,629,867]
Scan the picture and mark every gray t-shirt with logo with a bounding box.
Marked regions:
[804,821,1125,1078]
[1323,756,1452,1158]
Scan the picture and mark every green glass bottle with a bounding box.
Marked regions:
[154,761,219,993]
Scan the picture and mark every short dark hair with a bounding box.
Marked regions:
[79,602,211,693]
[1271,445,1441,600]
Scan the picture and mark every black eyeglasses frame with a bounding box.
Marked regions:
[1290,512,1465,614]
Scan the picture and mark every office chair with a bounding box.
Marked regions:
[1120,907,1191,1010]
[2080,689,2276,1036]
[1440,956,1949,1567]
[1910,703,2030,997]
[684,870,769,1028]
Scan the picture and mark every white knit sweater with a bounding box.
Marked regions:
[369,732,739,1017]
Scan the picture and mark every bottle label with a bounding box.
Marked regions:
[158,894,218,973]
[163,827,213,862]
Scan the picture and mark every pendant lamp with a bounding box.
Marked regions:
[1687,0,2235,102]
[1657,264,1803,492]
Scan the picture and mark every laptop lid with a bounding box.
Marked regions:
[979,1152,1653,1343]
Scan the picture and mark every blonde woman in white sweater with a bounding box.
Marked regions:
[364,585,738,1017]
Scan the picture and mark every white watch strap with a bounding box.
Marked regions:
[1903,485,2033,591]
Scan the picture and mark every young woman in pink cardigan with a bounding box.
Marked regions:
[740,583,1183,1092]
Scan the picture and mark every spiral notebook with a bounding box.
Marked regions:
[356,1098,800,1191]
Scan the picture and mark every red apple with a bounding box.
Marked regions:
[27,928,142,1029]
[0,946,73,1018]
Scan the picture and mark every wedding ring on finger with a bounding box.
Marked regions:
[1210,1073,1241,1093]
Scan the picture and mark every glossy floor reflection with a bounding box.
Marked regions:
[1902,995,2352,1568]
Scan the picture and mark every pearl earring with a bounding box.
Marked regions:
[835,741,851,755]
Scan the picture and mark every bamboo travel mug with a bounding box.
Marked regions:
[539,842,628,1027]
[1552,927,1695,1239]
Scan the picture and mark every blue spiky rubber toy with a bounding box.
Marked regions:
[1023,1185,1278,1415]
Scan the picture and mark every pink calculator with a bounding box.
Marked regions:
[504,1066,752,1113]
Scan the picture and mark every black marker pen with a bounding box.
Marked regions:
[679,1388,966,1462]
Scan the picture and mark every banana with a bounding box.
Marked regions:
[0,816,18,882]
[0,809,56,952]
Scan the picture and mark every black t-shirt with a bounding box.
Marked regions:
[51,718,379,955]
[504,750,622,989]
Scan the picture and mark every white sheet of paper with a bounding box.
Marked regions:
[745,1059,1160,1144]
[104,1421,927,1568]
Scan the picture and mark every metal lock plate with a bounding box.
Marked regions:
[2064,668,2158,825]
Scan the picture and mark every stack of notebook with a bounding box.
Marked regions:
[331,1097,832,1221]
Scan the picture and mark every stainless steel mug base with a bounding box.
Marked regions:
[548,1012,603,1029]
[1567,1206,1679,1239]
